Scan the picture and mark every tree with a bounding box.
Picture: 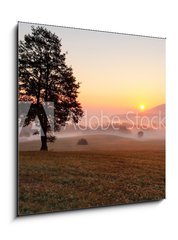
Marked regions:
[19,26,83,150]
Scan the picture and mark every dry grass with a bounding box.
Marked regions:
[18,150,165,215]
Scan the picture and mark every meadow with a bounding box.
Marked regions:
[18,135,165,215]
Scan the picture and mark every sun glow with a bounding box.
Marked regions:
[139,104,145,111]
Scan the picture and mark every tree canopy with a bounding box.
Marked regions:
[19,26,83,150]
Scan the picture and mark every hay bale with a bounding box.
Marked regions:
[77,138,88,145]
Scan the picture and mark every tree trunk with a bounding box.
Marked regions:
[40,127,48,151]
[36,103,49,151]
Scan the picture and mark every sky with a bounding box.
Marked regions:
[19,22,165,116]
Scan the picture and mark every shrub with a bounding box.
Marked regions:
[77,138,88,145]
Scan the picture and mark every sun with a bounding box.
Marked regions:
[139,104,145,111]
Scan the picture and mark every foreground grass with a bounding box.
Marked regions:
[18,150,165,215]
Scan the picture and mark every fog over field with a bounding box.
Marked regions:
[19,133,165,153]
[19,103,165,149]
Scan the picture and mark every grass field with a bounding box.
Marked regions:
[18,136,165,215]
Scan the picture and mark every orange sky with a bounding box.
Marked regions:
[19,23,165,115]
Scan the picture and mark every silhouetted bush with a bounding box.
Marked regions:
[77,138,88,145]
[33,130,39,135]
[138,131,144,138]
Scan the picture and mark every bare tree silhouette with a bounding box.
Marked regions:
[19,26,83,150]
